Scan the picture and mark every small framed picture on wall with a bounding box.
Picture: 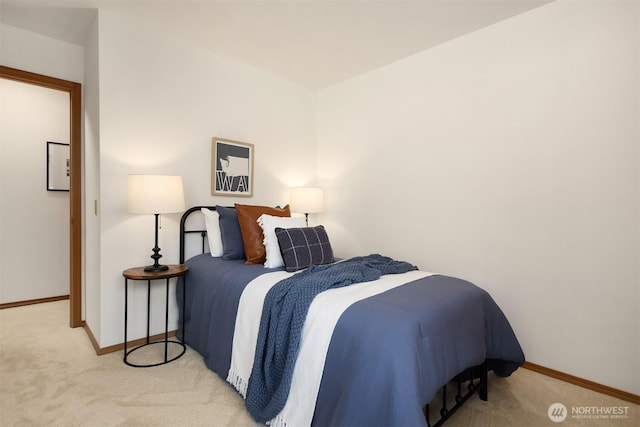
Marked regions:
[47,141,70,191]
[211,137,254,197]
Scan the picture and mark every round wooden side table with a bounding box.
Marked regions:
[122,264,188,367]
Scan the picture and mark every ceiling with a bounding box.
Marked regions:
[0,0,551,89]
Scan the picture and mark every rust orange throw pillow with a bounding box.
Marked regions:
[235,204,290,264]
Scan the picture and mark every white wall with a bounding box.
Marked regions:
[0,24,84,83]
[94,7,317,346]
[0,23,85,305]
[0,79,70,303]
[317,0,639,395]
[83,14,101,336]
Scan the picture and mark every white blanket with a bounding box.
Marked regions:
[227,270,295,397]
[228,268,434,426]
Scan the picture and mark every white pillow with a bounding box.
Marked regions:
[258,213,307,268]
[201,208,224,257]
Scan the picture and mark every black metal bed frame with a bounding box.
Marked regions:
[179,205,489,426]
[179,206,213,263]
[425,363,488,427]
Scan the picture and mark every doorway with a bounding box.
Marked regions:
[0,65,82,328]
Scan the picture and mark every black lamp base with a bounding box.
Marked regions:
[144,213,169,273]
[144,263,169,273]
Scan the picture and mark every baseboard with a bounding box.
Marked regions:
[0,295,69,309]
[83,323,102,354]
[82,323,178,356]
[523,362,640,405]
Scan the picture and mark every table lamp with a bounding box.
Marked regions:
[289,187,324,225]
[127,175,185,272]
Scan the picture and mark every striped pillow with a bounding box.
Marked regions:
[275,226,334,272]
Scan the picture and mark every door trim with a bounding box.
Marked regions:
[0,65,82,327]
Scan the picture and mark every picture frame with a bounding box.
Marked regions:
[211,137,254,197]
[47,141,70,191]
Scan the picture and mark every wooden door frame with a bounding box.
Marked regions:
[0,65,82,327]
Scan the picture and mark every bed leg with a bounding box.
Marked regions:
[424,404,431,427]
[440,384,448,418]
[479,362,488,401]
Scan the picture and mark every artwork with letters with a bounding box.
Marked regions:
[212,137,254,197]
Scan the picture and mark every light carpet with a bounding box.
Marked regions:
[0,300,637,426]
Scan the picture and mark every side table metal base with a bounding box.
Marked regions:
[124,340,187,368]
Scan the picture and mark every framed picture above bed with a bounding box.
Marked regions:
[211,137,254,197]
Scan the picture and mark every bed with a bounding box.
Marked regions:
[177,205,525,426]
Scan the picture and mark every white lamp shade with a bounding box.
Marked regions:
[289,187,324,214]
[127,175,186,214]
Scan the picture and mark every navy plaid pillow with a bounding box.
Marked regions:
[275,226,334,272]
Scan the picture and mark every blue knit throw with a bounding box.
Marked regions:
[244,254,418,422]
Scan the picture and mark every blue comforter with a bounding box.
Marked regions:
[177,254,524,427]
[246,255,418,422]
